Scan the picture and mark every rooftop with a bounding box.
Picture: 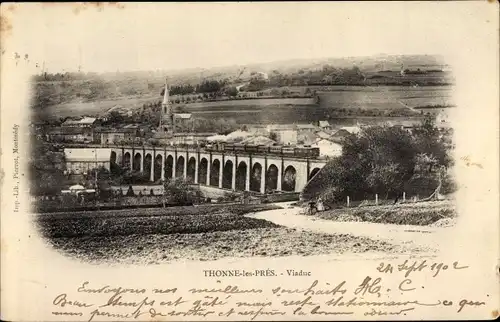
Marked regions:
[296,124,317,130]
[62,117,97,126]
[338,126,361,134]
[174,113,192,119]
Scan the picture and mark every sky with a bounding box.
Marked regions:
[1,2,496,74]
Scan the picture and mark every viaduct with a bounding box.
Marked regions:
[67,145,328,193]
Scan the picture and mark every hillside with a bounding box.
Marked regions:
[32,54,453,114]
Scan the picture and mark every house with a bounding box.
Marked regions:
[297,131,317,145]
[47,126,95,143]
[98,125,139,145]
[274,129,298,145]
[296,123,317,133]
[315,130,333,140]
[311,138,343,157]
[64,148,111,175]
[330,128,354,143]
[387,120,421,133]
[173,113,192,120]
[318,120,332,131]
[61,117,98,128]
[266,124,298,145]
[338,126,361,134]
[435,109,453,129]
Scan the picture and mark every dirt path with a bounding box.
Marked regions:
[246,202,452,249]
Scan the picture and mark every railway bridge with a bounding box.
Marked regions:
[66,145,328,193]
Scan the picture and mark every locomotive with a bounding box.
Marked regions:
[205,142,320,158]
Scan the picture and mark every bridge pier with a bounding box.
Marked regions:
[194,159,199,184]
[218,160,223,189]
[231,161,236,190]
[260,166,266,194]
[150,150,155,182]
[277,166,282,191]
[130,149,134,171]
[161,159,165,181]
[245,164,250,191]
[183,157,188,180]
[172,154,177,179]
[140,153,144,173]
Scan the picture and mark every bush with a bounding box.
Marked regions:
[164,177,202,205]
[126,185,135,197]
[317,201,456,226]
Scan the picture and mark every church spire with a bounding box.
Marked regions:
[159,78,174,133]
[162,79,169,107]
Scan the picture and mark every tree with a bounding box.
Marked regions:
[226,86,238,97]
[310,126,421,201]
[413,116,451,169]
[307,121,454,203]
[104,110,125,125]
[126,185,135,196]
[29,138,67,195]
[163,177,201,205]
[269,132,278,141]
[366,163,404,198]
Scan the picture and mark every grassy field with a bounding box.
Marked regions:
[34,203,426,264]
[36,95,159,120]
[185,97,316,109]
[317,86,453,109]
[35,84,453,123]
[35,204,281,237]
[315,200,456,226]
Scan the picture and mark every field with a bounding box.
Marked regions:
[35,85,453,124]
[36,95,159,120]
[316,86,453,109]
[34,203,425,264]
[315,200,456,226]
[184,97,316,109]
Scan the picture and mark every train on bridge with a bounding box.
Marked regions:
[205,143,320,159]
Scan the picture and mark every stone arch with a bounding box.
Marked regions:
[110,151,117,164]
[154,154,163,182]
[198,158,208,185]
[250,162,263,192]
[282,165,297,192]
[133,152,142,172]
[266,164,279,192]
[187,157,196,183]
[210,159,220,186]
[309,167,321,180]
[144,154,152,177]
[235,161,247,191]
[176,156,185,178]
[123,152,131,169]
[165,155,174,179]
[223,160,233,189]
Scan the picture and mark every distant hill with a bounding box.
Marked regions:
[32,54,451,111]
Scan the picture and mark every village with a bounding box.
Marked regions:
[30,77,454,213]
